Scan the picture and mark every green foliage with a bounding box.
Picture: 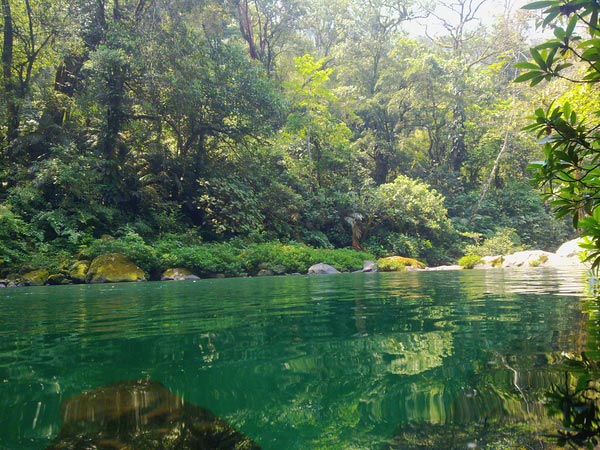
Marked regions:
[0,0,574,275]
[463,227,525,257]
[0,206,33,270]
[194,175,265,238]
[517,0,600,269]
[239,242,373,275]
[364,232,432,259]
[82,229,160,276]
[158,243,243,278]
[458,255,483,269]
[357,175,459,264]
[449,182,573,251]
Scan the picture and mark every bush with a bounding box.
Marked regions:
[377,256,426,271]
[458,255,482,269]
[158,242,243,277]
[82,228,160,276]
[463,227,525,257]
[239,242,374,275]
[314,247,374,272]
[0,205,34,272]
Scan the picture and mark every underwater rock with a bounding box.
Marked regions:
[308,263,340,274]
[46,379,261,450]
[86,253,146,283]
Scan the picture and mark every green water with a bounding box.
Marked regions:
[0,269,598,449]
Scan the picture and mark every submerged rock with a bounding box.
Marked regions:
[46,379,261,450]
[86,253,146,284]
[308,263,340,274]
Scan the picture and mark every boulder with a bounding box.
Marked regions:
[86,253,146,284]
[257,268,274,277]
[501,250,563,269]
[362,260,377,273]
[161,268,200,281]
[308,263,340,274]
[22,269,49,286]
[69,260,90,284]
[45,379,261,450]
[556,238,585,258]
[47,273,70,285]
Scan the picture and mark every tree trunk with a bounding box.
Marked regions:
[2,0,18,143]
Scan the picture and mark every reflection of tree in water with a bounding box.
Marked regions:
[545,354,600,449]
[387,420,548,450]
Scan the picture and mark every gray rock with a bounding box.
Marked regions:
[308,263,340,274]
[362,260,377,272]
[555,238,585,258]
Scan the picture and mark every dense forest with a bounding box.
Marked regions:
[0,0,585,280]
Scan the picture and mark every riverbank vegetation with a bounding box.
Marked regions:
[0,0,581,279]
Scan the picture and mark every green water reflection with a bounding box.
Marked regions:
[0,269,597,449]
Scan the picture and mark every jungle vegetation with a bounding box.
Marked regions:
[0,0,583,277]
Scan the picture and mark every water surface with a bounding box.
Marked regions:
[0,269,597,449]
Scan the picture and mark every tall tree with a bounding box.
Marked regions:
[335,0,428,184]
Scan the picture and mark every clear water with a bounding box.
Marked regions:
[0,269,598,449]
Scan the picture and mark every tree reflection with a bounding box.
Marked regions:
[546,355,600,449]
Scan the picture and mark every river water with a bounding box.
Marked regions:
[0,269,598,449]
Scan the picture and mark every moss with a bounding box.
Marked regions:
[377,256,427,271]
[86,253,146,284]
[69,260,90,283]
[22,269,50,286]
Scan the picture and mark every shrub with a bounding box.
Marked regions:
[377,256,426,271]
[82,229,160,276]
[463,227,525,257]
[314,248,375,272]
[239,242,374,275]
[0,205,34,272]
[159,242,243,277]
[458,255,482,269]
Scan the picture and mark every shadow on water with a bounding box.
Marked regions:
[45,379,260,450]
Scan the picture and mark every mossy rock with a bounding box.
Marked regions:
[86,253,146,284]
[377,256,427,271]
[47,273,70,285]
[22,269,50,286]
[161,268,199,281]
[46,379,261,450]
[69,260,90,284]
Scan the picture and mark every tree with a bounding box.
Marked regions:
[283,54,353,190]
[228,0,304,75]
[1,0,62,146]
[334,0,428,184]
[517,0,600,268]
